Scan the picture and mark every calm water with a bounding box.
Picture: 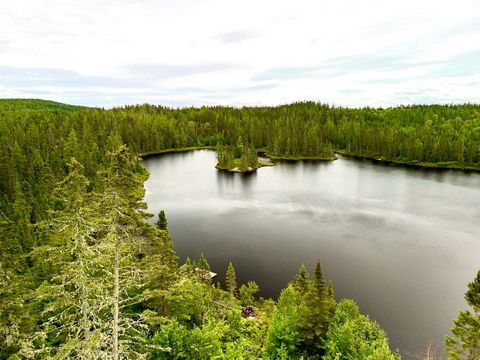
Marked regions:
[143,150,480,359]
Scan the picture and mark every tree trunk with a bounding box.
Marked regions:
[113,234,119,360]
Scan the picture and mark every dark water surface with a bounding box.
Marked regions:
[143,150,480,359]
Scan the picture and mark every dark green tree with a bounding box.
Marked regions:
[156,210,168,230]
[299,260,329,353]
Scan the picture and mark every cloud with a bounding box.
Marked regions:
[217,30,257,44]
[430,50,480,78]
[0,0,480,107]
[123,63,236,80]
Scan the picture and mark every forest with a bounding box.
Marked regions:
[0,99,479,359]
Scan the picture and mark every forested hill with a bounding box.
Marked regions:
[0,98,89,112]
[1,100,479,359]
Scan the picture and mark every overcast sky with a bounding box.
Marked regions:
[1,0,480,107]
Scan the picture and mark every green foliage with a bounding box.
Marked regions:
[445,270,480,360]
[266,285,304,359]
[216,142,259,171]
[323,299,400,360]
[293,263,310,295]
[225,262,237,296]
[151,319,225,359]
[299,260,331,353]
[239,281,259,307]
[197,253,211,272]
[5,99,478,358]
[156,210,168,230]
[0,98,88,111]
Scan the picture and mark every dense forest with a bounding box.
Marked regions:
[1,99,479,359]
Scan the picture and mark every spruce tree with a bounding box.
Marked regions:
[239,281,259,307]
[299,260,329,354]
[225,262,237,296]
[293,264,310,295]
[445,270,480,359]
[18,158,111,358]
[198,253,211,271]
[97,145,155,359]
[156,210,168,230]
[325,280,336,319]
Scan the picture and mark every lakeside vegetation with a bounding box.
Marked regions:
[216,142,274,172]
[0,98,479,359]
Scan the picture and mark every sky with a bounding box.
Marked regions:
[1,0,480,108]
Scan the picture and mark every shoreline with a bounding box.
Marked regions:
[215,160,274,173]
[335,150,480,173]
[139,147,480,172]
[267,154,337,162]
[138,146,215,159]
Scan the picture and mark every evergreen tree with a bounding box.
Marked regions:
[445,270,480,360]
[198,253,211,271]
[325,280,337,319]
[18,158,111,358]
[293,264,310,295]
[225,262,237,296]
[266,285,303,359]
[323,300,400,360]
[96,145,158,359]
[156,210,168,230]
[239,281,259,307]
[299,260,329,354]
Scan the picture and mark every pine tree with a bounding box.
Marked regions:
[312,259,326,296]
[445,270,480,359]
[325,280,336,319]
[198,253,210,271]
[239,281,259,307]
[156,210,168,230]
[225,262,237,296]
[19,158,112,359]
[293,264,310,295]
[299,260,329,354]
[97,145,155,359]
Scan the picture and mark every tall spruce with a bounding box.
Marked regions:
[18,159,111,358]
[293,264,310,295]
[156,210,168,230]
[97,145,158,358]
[300,260,329,354]
[225,262,237,296]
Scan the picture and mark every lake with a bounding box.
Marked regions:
[143,150,480,359]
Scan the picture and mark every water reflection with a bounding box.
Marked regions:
[143,150,480,360]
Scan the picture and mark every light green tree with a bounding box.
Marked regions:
[445,270,480,360]
[323,299,400,360]
[225,262,237,296]
[18,158,112,359]
[239,281,259,307]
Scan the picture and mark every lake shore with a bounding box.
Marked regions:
[215,159,274,173]
[139,147,480,172]
[335,150,480,172]
[139,146,215,159]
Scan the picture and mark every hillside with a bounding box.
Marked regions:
[0,98,89,112]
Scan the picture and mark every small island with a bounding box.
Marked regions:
[215,141,274,173]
